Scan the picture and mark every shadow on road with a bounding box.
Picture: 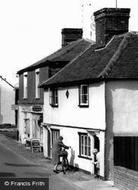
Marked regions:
[4,163,41,167]
[0,172,16,177]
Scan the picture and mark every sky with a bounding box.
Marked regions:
[0,0,138,85]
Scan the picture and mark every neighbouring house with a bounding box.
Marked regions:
[40,8,138,189]
[17,28,91,147]
[0,75,15,126]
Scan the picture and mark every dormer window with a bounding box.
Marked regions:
[23,72,28,99]
[49,88,58,107]
[35,69,40,99]
[79,85,89,107]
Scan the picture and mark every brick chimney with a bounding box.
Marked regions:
[61,28,83,47]
[94,8,130,47]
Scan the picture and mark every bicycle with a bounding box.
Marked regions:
[57,148,70,174]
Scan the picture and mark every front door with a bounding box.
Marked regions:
[48,129,60,158]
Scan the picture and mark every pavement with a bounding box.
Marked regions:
[0,134,119,190]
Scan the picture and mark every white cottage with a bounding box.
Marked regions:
[42,82,106,177]
[40,8,138,189]
[0,76,15,126]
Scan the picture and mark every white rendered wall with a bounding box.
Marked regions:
[106,81,138,136]
[18,105,32,143]
[18,106,24,142]
[0,80,15,125]
[43,127,48,157]
[44,82,106,130]
[44,125,105,176]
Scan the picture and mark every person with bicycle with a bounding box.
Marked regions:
[52,136,70,173]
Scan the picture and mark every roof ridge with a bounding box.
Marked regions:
[17,39,85,74]
[49,39,83,56]
[40,43,93,87]
[50,39,84,59]
[98,33,130,78]
[32,39,82,63]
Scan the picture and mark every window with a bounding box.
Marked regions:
[78,133,91,159]
[49,88,58,107]
[79,85,89,107]
[35,69,40,99]
[23,72,28,99]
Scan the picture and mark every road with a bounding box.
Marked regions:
[0,142,50,178]
[0,135,119,190]
[0,135,80,190]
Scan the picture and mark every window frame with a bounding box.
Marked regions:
[49,88,58,107]
[23,72,28,99]
[35,69,40,99]
[78,132,92,160]
[79,84,89,107]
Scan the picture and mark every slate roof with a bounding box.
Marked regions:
[17,39,91,74]
[40,32,138,88]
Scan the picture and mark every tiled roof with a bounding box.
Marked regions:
[40,32,138,88]
[104,33,138,78]
[17,39,91,74]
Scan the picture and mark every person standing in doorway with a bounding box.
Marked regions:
[52,136,70,173]
[92,148,100,178]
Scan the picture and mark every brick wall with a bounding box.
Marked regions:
[114,166,138,190]
[94,8,130,47]
[19,66,49,105]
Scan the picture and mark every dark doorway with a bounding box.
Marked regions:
[94,135,100,151]
[93,135,100,175]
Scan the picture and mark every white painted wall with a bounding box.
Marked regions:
[60,127,93,173]
[43,125,105,176]
[106,81,138,136]
[44,82,106,130]
[18,106,24,142]
[43,127,48,157]
[18,105,32,143]
[0,80,15,125]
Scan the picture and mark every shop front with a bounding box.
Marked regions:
[18,105,43,149]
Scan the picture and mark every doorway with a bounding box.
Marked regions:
[93,134,100,175]
[94,135,100,151]
[47,128,60,158]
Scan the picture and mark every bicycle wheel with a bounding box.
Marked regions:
[62,157,68,174]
